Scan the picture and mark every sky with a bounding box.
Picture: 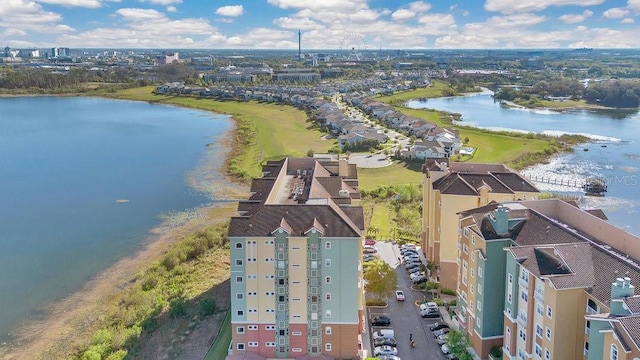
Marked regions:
[1,0,640,50]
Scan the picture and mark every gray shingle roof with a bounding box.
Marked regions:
[617,315,640,350]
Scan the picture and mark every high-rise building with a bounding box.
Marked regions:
[227,157,365,360]
[421,158,539,289]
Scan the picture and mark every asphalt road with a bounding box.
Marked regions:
[367,241,448,360]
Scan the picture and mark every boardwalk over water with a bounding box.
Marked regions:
[527,175,587,189]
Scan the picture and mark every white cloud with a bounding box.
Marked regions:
[267,0,367,12]
[603,7,629,19]
[147,0,181,5]
[628,0,640,10]
[166,5,176,12]
[273,16,325,30]
[391,1,431,20]
[34,0,102,7]
[558,9,593,24]
[215,5,243,17]
[3,28,27,36]
[417,14,457,35]
[621,17,635,23]
[226,27,295,48]
[485,0,605,14]
[115,8,165,21]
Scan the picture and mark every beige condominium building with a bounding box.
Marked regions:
[455,199,640,360]
[421,158,539,289]
[227,157,365,360]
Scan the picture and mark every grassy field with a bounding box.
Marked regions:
[112,87,334,179]
[376,81,459,103]
[358,161,423,190]
[204,309,231,360]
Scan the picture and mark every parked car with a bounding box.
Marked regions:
[405,263,420,271]
[412,276,427,284]
[395,290,405,301]
[446,353,460,360]
[420,302,438,311]
[376,356,400,360]
[365,239,376,246]
[363,247,378,254]
[371,316,391,326]
[409,269,424,277]
[373,337,397,347]
[363,254,376,262]
[441,344,450,355]
[374,345,398,356]
[403,253,420,260]
[434,328,450,337]
[430,322,450,332]
[420,308,440,318]
[401,249,418,256]
[436,333,449,345]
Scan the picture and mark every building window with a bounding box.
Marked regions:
[611,344,618,360]
[235,242,243,249]
[521,268,529,283]
[544,348,550,360]
[325,343,332,352]
[470,284,474,294]
[472,234,476,244]
[507,293,513,304]
[463,244,469,254]
[248,325,258,330]
[478,284,482,294]
[464,228,469,237]
[547,305,552,318]
[476,316,481,328]
[536,302,544,315]
[325,241,331,249]
[236,276,243,283]
[325,259,331,267]
[471,252,476,261]
[236,293,244,300]
[520,290,528,302]
[478,267,483,278]
[325,276,331,284]
[536,323,543,337]
[325,310,332,318]
[477,300,481,311]
[237,310,244,317]
[535,344,542,357]
[237,326,245,334]
[519,329,526,341]
[546,327,551,339]
[325,326,332,335]
[237,343,245,350]
[236,259,243,266]
[326,293,331,301]
[505,327,511,352]
[248,342,258,347]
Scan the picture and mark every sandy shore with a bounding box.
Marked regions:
[0,118,248,359]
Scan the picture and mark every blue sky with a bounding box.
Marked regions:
[1,0,639,49]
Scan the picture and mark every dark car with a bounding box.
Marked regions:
[405,263,420,271]
[373,337,397,347]
[371,316,391,326]
[430,322,450,332]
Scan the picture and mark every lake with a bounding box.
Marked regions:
[406,91,640,235]
[0,97,231,342]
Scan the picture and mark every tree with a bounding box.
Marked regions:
[306,148,315,157]
[364,259,397,300]
[447,330,473,360]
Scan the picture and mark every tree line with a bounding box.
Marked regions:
[494,79,640,108]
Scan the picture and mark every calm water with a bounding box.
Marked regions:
[0,97,231,342]
[407,91,640,235]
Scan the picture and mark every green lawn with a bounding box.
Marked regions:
[358,161,423,190]
[204,310,231,360]
[368,202,394,240]
[113,87,335,178]
[376,81,458,103]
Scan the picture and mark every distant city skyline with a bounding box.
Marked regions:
[1,0,640,50]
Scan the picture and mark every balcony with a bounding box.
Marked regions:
[534,289,544,302]
[518,277,529,289]
[517,312,528,327]
[586,306,598,315]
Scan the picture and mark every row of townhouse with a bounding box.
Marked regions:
[343,93,462,158]
[226,157,365,360]
[456,195,640,360]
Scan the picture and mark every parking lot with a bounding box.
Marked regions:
[366,241,449,360]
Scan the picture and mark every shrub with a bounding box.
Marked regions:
[449,299,457,307]
[169,299,187,318]
[105,350,128,360]
[423,281,440,291]
[432,298,445,306]
[441,288,457,296]
[199,297,218,316]
[366,298,387,306]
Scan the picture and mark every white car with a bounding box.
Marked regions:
[410,272,424,280]
[374,345,398,356]
[441,344,450,355]
[420,302,439,311]
[395,290,405,301]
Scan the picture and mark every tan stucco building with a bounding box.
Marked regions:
[421,158,539,289]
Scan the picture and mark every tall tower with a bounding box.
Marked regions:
[298,29,301,60]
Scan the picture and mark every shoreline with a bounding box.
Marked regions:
[0,99,248,359]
